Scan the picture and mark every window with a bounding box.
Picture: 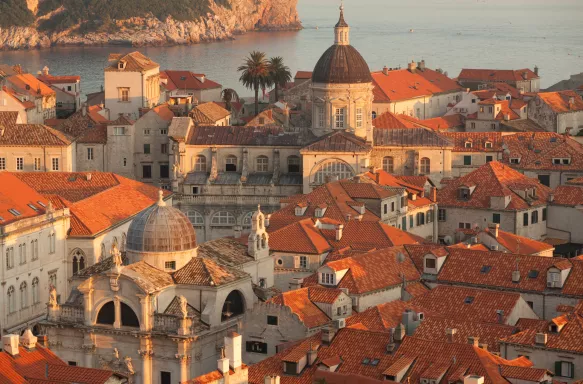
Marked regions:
[417,212,425,226]
[49,233,56,254]
[49,272,57,288]
[288,156,300,173]
[51,158,59,171]
[459,222,471,229]
[438,209,446,222]
[470,122,476,130]
[510,158,520,164]
[160,128,168,135]
[267,315,278,326]
[119,88,129,102]
[144,129,150,135]
[246,341,268,354]
[321,273,334,285]
[113,127,125,135]
[0,157,5,170]
[486,155,493,163]
[187,211,204,226]
[313,160,354,185]
[402,216,407,230]
[523,212,529,226]
[464,296,475,304]
[225,155,237,172]
[87,148,94,160]
[542,208,547,221]
[299,256,308,269]
[538,175,550,187]
[31,240,38,261]
[356,108,363,128]
[19,243,26,264]
[194,155,207,172]
[20,282,27,309]
[6,247,14,269]
[420,157,430,174]
[409,215,414,228]
[143,144,150,154]
[526,301,534,309]
[123,158,127,167]
[556,361,574,378]
[459,188,470,200]
[142,165,152,179]
[72,249,85,275]
[425,258,436,269]
[160,372,171,384]
[161,144,168,154]
[391,202,395,212]
[488,107,493,113]
[334,108,345,129]
[531,210,539,224]
[16,157,23,170]
[160,163,169,179]
[372,111,377,119]
[464,141,472,149]
[7,286,15,314]
[490,123,496,130]
[164,261,176,270]
[256,156,269,172]
[211,211,236,226]
[317,106,325,128]
[32,277,39,304]
[383,156,394,173]
[493,213,501,224]
[463,156,472,166]
[384,204,388,215]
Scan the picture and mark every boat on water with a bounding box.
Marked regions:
[409,29,414,33]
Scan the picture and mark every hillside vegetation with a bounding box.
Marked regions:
[0,0,35,28]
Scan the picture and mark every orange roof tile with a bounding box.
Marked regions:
[161,70,221,91]
[483,227,553,254]
[537,90,583,113]
[458,68,539,83]
[416,114,465,131]
[346,300,429,331]
[105,52,159,72]
[0,173,50,225]
[0,121,71,147]
[6,73,55,97]
[441,132,504,152]
[372,111,417,129]
[267,287,342,328]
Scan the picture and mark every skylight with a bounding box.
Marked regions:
[28,204,38,211]
[8,209,21,217]
[528,270,539,279]
[37,201,46,207]
[480,265,492,274]
[371,359,380,366]
[362,358,370,365]
[464,296,475,304]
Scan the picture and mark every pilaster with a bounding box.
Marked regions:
[113,296,121,329]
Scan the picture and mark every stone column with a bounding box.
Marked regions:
[82,289,94,326]
[139,338,153,384]
[113,296,121,329]
[241,148,249,183]
[137,294,150,332]
[176,354,191,383]
[271,149,280,184]
[327,99,333,131]
[209,147,218,182]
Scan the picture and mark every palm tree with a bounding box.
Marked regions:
[268,56,292,103]
[238,51,272,116]
[221,88,240,112]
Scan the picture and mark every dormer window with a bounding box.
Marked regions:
[295,204,307,216]
[485,141,493,149]
[118,60,126,70]
[458,187,471,200]
[315,206,327,218]
[510,158,520,164]
[548,270,561,288]
[550,324,558,333]
[320,272,335,285]
[553,158,571,165]
[464,141,473,148]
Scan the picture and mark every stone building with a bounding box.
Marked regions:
[2,73,56,123]
[527,91,583,134]
[160,70,222,105]
[37,66,82,118]
[457,68,540,92]
[547,177,583,256]
[41,192,257,384]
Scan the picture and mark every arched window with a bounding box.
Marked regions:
[242,212,254,229]
[221,290,245,321]
[383,156,394,173]
[194,155,207,172]
[6,247,14,269]
[31,240,38,261]
[225,155,237,172]
[32,278,39,304]
[312,160,354,185]
[20,243,26,264]
[97,301,115,325]
[121,302,140,327]
[256,156,269,172]
[287,156,301,173]
[71,249,86,275]
[372,111,377,119]
[121,233,126,252]
[261,233,267,249]
[100,243,106,262]
[187,211,204,226]
[532,210,539,224]
[211,211,236,226]
[7,286,15,314]
[420,157,431,174]
[20,282,27,309]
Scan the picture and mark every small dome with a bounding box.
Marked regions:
[126,192,197,253]
[312,45,372,84]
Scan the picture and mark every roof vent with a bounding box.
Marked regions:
[2,334,19,356]
[86,173,92,181]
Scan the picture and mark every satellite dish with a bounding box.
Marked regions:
[444,235,453,245]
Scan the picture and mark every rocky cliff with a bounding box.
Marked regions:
[0,0,301,50]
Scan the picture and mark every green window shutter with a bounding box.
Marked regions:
[464,156,471,165]
[555,361,562,377]
[569,362,575,378]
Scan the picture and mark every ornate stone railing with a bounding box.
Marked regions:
[58,305,84,323]
[153,314,179,332]
[176,194,279,206]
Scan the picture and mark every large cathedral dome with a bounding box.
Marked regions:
[126,191,197,253]
[311,5,372,84]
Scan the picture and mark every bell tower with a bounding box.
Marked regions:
[334,3,350,46]
[248,205,269,260]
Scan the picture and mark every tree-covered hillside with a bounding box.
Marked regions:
[0,0,35,28]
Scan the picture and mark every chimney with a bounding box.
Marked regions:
[42,66,49,76]
[225,332,242,370]
[82,103,87,116]
[418,60,426,70]
[336,224,344,241]
[548,193,554,203]
[468,336,479,347]
[408,60,417,73]
[383,66,389,76]
[523,71,528,80]
[504,113,510,121]
[512,270,521,283]
[37,335,49,348]
[489,223,499,238]
[265,214,271,228]
[534,66,539,76]
[321,326,336,345]
[535,332,548,345]
[307,345,318,366]
[394,323,406,342]
[289,277,304,291]
[446,328,457,343]
[2,334,20,356]
[464,375,484,384]
[86,173,92,181]
[264,376,281,384]
[430,187,437,202]
[496,309,504,324]
[569,97,576,109]
[20,329,38,350]
[480,344,488,351]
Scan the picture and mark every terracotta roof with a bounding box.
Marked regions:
[372,68,463,103]
[161,70,221,91]
[458,68,539,82]
[105,52,159,72]
[122,260,174,293]
[189,366,246,384]
[482,227,554,254]
[187,125,302,146]
[301,130,372,153]
[0,173,50,225]
[5,73,55,97]
[38,74,80,85]
[410,285,523,324]
[55,106,108,144]
[441,132,503,152]
[173,256,249,286]
[414,316,515,353]
[415,114,465,131]
[373,127,453,147]
[372,111,417,129]
[536,90,583,113]
[346,300,429,331]
[190,102,230,123]
[0,123,71,147]
[437,161,551,210]
[151,104,175,122]
[295,71,313,79]
[0,110,20,125]
[553,185,583,206]
[473,83,523,100]
[15,172,168,237]
[269,219,332,254]
[267,287,343,328]
[501,132,583,171]
[499,366,550,382]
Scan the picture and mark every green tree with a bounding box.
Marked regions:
[238,51,272,116]
[221,88,240,112]
[268,56,292,103]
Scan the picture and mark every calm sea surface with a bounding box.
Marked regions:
[1,0,582,96]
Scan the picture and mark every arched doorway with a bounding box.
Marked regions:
[96,301,115,325]
[121,302,140,327]
[221,290,245,321]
